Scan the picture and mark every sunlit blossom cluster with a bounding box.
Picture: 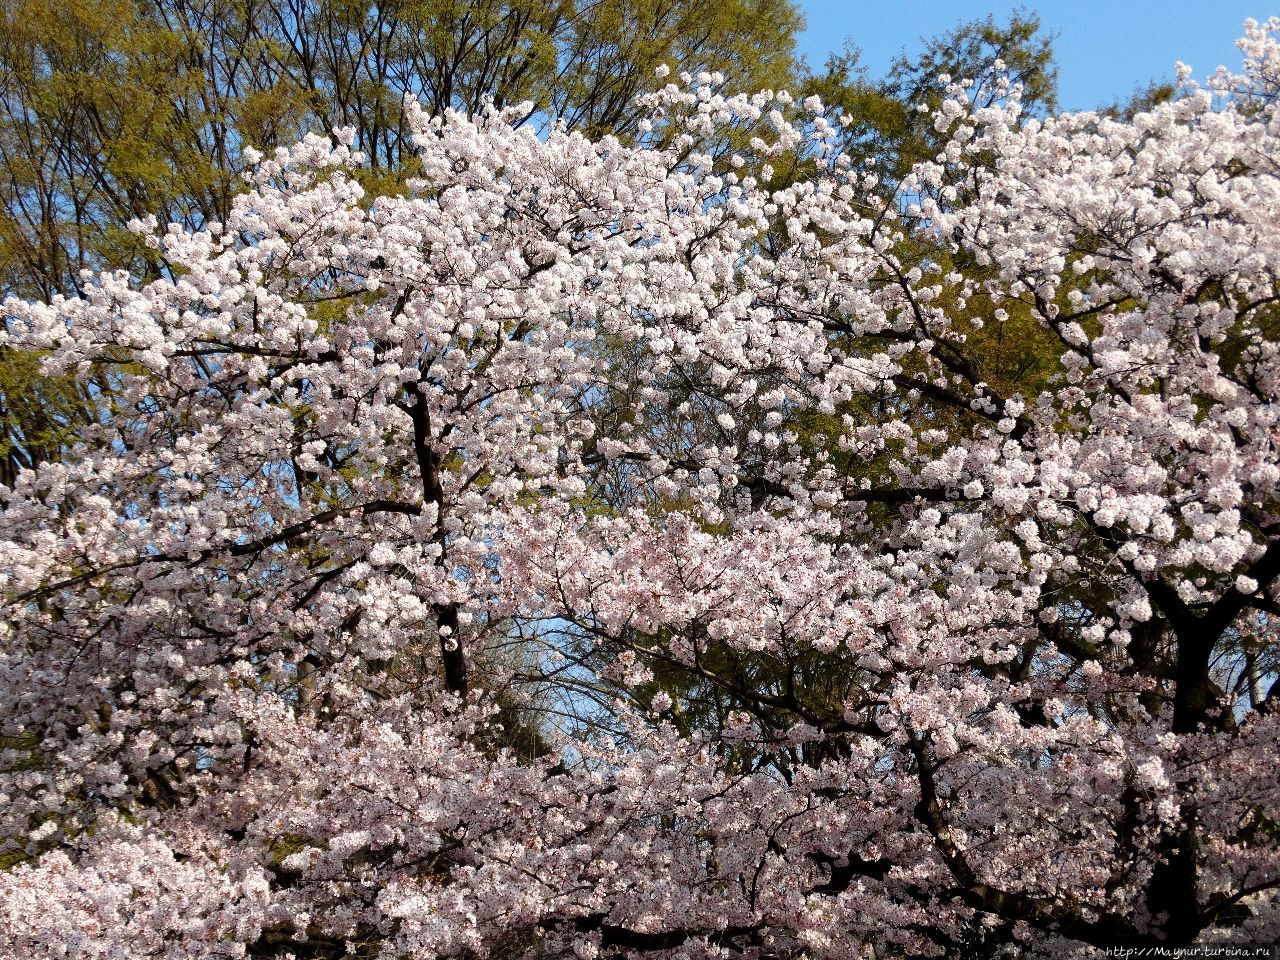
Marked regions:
[2,21,1280,958]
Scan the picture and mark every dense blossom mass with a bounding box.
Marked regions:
[2,20,1280,959]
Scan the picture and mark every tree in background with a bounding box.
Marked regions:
[2,18,1280,956]
[0,0,802,302]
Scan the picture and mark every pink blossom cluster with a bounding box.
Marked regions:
[2,22,1280,958]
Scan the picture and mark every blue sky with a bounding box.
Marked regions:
[796,2,1274,110]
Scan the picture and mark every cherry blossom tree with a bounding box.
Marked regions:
[2,20,1280,959]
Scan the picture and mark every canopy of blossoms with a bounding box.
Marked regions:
[1,20,1279,960]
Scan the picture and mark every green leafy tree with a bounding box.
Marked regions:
[0,0,803,299]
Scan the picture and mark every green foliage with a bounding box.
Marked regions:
[1100,80,1178,119]
[0,0,804,299]
[0,347,99,486]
